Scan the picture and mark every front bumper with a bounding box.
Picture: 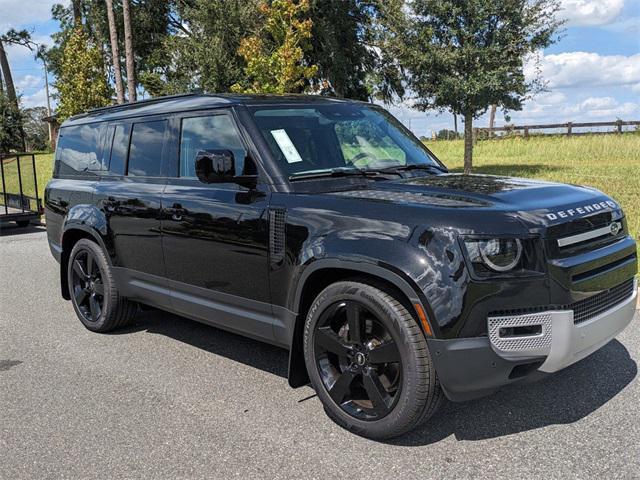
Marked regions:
[428,279,637,402]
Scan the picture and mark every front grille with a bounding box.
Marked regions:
[546,211,612,239]
[571,279,635,324]
[545,214,626,256]
[489,278,636,325]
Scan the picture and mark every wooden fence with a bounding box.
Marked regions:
[475,120,640,139]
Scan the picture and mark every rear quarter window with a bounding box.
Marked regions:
[127,120,167,177]
[55,123,107,176]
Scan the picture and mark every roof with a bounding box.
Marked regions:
[63,93,363,127]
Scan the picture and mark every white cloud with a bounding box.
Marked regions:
[19,88,54,109]
[0,0,60,32]
[558,0,625,26]
[16,74,41,90]
[526,51,640,89]
[572,97,639,118]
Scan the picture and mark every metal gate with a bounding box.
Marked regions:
[0,153,43,226]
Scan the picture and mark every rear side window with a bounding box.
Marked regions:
[127,120,167,177]
[179,114,247,178]
[105,124,130,176]
[56,123,106,176]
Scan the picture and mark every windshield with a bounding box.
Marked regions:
[249,104,443,178]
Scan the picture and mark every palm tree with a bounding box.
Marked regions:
[122,0,136,102]
[105,0,125,104]
[0,40,17,107]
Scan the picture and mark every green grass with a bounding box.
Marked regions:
[426,134,640,241]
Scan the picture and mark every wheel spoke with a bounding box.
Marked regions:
[328,370,356,404]
[368,340,400,365]
[363,369,391,417]
[346,303,365,344]
[89,294,101,321]
[73,259,88,279]
[75,287,89,306]
[86,253,95,277]
[93,280,104,296]
[316,327,351,357]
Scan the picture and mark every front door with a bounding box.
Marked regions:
[161,110,273,341]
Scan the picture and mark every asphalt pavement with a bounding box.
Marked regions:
[1,226,639,479]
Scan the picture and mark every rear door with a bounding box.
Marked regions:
[160,109,273,341]
[94,117,170,307]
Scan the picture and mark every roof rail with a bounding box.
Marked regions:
[86,92,203,115]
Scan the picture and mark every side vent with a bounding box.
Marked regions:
[269,208,286,267]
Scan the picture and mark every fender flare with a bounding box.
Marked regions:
[59,207,112,299]
[291,258,426,313]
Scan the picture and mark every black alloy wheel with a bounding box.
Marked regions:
[304,280,443,440]
[71,249,105,323]
[67,238,138,332]
[314,300,403,420]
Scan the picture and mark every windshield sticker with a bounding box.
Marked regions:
[271,129,303,163]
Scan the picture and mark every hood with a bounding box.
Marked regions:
[329,174,623,230]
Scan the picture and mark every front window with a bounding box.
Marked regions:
[249,104,442,178]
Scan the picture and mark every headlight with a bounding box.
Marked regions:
[463,238,531,276]
[478,238,522,272]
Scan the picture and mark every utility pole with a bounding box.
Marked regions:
[35,45,53,141]
[43,58,52,141]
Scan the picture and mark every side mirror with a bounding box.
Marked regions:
[195,150,235,184]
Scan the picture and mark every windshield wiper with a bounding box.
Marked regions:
[289,168,379,181]
[377,164,448,174]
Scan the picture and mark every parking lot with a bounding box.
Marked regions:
[1,226,638,479]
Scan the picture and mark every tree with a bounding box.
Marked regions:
[105,0,125,104]
[122,0,136,101]
[399,0,563,174]
[0,93,23,153]
[22,106,49,151]
[231,0,317,94]
[0,29,33,111]
[140,0,260,96]
[54,28,111,121]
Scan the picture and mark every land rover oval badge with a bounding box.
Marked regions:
[610,222,621,236]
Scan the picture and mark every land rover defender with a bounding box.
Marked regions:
[45,94,637,439]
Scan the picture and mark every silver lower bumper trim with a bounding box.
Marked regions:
[488,279,637,373]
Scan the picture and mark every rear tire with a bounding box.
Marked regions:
[67,239,138,332]
[303,280,443,440]
[15,220,30,227]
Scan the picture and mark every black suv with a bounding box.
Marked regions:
[45,94,638,439]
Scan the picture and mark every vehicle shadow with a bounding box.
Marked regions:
[0,222,46,237]
[117,308,637,445]
[448,163,564,177]
[117,308,289,379]
[389,338,637,446]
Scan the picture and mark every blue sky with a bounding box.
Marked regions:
[2,0,639,136]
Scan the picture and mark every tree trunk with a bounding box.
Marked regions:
[105,0,125,104]
[0,41,18,108]
[488,104,496,138]
[463,112,473,175]
[453,113,458,135]
[72,0,82,27]
[122,0,136,102]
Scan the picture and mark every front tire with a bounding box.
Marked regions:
[67,239,137,332]
[303,280,443,440]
